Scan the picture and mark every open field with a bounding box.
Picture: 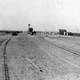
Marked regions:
[0,34,80,80]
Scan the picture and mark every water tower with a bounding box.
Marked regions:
[28,24,33,34]
[28,24,31,28]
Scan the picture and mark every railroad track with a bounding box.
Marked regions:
[48,36,80,47]
[45,38,80,56]
[35,37,80,69]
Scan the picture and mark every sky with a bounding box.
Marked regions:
[0,0,80,32]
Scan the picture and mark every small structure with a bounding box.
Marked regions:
[28,24,36,35]
[59,29,68,35]
[28,24,33,34]
[68,32,80,37]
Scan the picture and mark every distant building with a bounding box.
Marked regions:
[59,29,68,35]
[68,32,80,37]
[27,24,37,35]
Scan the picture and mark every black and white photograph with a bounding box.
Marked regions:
[0,0,80,80]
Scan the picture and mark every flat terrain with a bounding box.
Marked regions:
[1,34,80,80]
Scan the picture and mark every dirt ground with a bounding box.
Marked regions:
[1,35,80,80]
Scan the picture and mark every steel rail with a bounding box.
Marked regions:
[45,38,80,56]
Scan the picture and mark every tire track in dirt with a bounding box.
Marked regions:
[0,39,9,80]
[2,37,12,80]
